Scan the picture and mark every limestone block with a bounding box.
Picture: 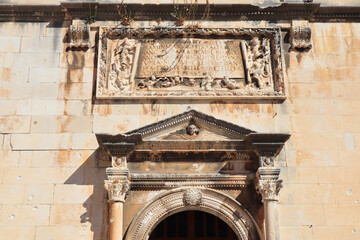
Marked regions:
[299,184,335,204]
[344,133,356,150]
[290,116,324,133]
[1,67,29,84]
[35,225,92,240]
[19,151,32,167]
[0,184,25,204]
[24,184,54,204]
[0,22,46,37]
[0,115,31,133]
[324,204,360,225]
[28,83,64,100]
[329,67,358,82]
[293,150,340,167]
[11,133,72,150]
[279,204,325,226]
[66,67,94,83]
[326,53,360,69]
[17,100,65,116]
[49,204,88,225]
[313,226,356,240]
[290,83,346,100]
[60,52,95,69]
[338,100,360,115]
[0,37,21,52]
[58,150,96,167]
[0,134,3,149]
[2,167,83,184]
[31,151,61,168]
[318,167,360,184]
[93,116,140,134]
[28,67,66,83]
[20,36,64,53]
[340,150,360,166]
[0,150,20,167]
[13,52,60,68]
[61,116,93,133]
[62,83,93,100]
[291,133,343,150]
[43,25,68,37]
[280,167,319,184]
[279,184,299,204]
[0,52,15,68]
[334,184,360,204]
[72,134,99,150]
[2,134,12,150]
[64,100,92,116]
[279,226,313,240]
[54,185,93,204]
[0,100,17,115]
[347,83,360,100]
[31,116,62,133]
[0,227,35,240]
[0,204,50,226]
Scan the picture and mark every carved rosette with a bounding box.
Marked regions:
[105,178,130,203]
[256,179,283,202]
[183,188,202,206]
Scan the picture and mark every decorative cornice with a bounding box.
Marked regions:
[0,3,359,22]
[130,173,254,190]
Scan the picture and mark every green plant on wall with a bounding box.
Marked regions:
[171,0,210,27]
[86,4,97,24]
[117,0,134,26]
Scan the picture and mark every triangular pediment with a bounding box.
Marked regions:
[126,109,255,141]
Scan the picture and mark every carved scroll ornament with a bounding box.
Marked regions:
[96,27,285,99]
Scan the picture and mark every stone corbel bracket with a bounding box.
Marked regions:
[69,20,90,49]
[290,20,312,52]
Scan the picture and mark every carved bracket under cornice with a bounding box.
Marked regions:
[69,19,90,49]
[290,20,312,52]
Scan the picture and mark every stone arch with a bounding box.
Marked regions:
[125,187,261,240]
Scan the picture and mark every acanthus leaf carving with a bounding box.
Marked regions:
[256,179,283,202]
[105,178,130,203]
[69,21,90,48]
[290,20,312,51]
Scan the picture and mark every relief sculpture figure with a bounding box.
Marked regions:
[244,37,273,90]
[109,38,136,90]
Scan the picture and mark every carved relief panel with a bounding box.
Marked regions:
[96,27,285,99]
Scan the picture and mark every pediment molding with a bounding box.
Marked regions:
[96,109,290,165]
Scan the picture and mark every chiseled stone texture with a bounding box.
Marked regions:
[0,18,359,240]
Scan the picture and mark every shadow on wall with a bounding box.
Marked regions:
[64,150,108,240]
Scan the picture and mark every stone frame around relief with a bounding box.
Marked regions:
[96,27,286,100]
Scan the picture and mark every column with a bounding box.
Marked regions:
[256,167,283,240]
[105,166,130,240]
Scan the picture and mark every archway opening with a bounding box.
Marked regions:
[149,211,238,240]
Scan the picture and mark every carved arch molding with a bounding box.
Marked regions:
[125,187,260,240]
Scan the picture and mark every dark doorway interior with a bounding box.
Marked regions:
[149,211,237,240]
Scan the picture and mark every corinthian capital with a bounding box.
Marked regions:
[105,167,130,202]
[256,179,283,202]
[105,178,130,202]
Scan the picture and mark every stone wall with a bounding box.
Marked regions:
[0,18,359,240]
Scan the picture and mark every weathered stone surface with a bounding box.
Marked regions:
[11,133,72,150]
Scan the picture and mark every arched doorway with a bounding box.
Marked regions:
[149,210,237,240]
[125,187,261,240]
